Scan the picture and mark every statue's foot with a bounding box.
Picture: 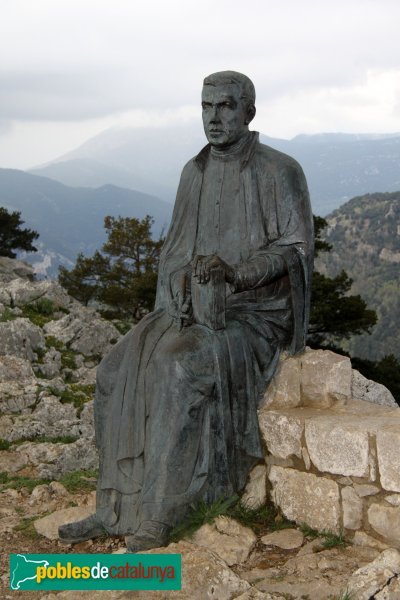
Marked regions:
[125,520,170,552]
[58,514,105,544]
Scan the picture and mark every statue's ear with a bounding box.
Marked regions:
[245,104,256,125]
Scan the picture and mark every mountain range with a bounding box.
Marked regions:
[2,126,400,284]
[317,191,400,361]
[31,126,400,215]
[0,168,172,278]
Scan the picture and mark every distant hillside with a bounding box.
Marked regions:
[317,191,400,360]
[0,169,172,278]
[31,126,400,214]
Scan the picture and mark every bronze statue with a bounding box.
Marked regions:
[59,71,313,552]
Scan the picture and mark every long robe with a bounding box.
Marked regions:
[94,132,313,535]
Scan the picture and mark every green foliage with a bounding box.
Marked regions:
[314,215,332,257]
[0,206,39,258]
[229,502,277,533]
[316,192,400,360]
[60,350,78,370]
[0,438,11,450]
[49,383,95,415]
[309,270,377,346]
[59,469,98,493]
[334,591,353,600]
[300,523,349,548]
[0,307,16,322]
[113,320,133,335]
[13,516,40,539]
[309,215,377,348]
[45,335,64,351]
[170,495,290,542]
[59,215,164,321]
[45,336,80,372]
[321,530,348,549]
[59,250,109,307]
[0,472,50,493]
[21,298,56,327]
[11,435,78,445]
[299,522,320,539]
[170,496,239,542]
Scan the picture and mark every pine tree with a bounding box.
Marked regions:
[0,207,39,258]
[59,215,164,321]
[308,216,377,348]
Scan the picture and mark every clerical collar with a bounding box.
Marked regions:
[210,131,253,160]
[195,131,259,172]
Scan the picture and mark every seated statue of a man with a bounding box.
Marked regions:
[59,70,313,552]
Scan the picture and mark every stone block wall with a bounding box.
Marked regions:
[254,348,400,549]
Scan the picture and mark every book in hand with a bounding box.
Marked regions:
[191,267,226,330]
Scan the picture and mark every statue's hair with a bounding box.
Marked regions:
[203,71,256,105]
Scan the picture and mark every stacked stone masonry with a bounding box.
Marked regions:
[256,348,400,549]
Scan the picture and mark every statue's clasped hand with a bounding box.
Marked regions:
[192,254,235,284]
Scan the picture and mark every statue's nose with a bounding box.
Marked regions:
[210,105,220,121]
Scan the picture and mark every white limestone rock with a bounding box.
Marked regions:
[341,486,363,530]
[3,279,71,309]
[0,354,34,381]
[262,354,301,409]
[44,306,120,357]
[368,503,400,548]
[34,506,94,540]
[348,548,400,599]
[0,396,81,442]
[258,411,303,459]
[305,416,370,477]
[0,317,45,361]
[35,347,62,379]
[269,466,341,533]
[385,494,400,506]
[377,427,400,492]
[0,450,29,473]
[15,438,98,479]
[300,349,352,408]
[0,355,39,414]
[352,369,397,407]
[353,483,380,497]
[0,256,34,284]
[375,575,400,598]
[261,528,304,550]
[241,464,268,509]
[353,531,390,551]
[190,516,256,566]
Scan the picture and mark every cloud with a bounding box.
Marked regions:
[1,0,400,165]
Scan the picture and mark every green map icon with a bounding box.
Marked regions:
[10,554,49,590]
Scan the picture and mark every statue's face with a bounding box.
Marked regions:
[202,83,249,148]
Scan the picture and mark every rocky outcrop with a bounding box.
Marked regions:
[0,260,121,479]
[2,259,400,598]
[0,256,34,283]
[258,347,400,551]
[44,306,120,356]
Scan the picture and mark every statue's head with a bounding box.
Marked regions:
[202,71,256,148]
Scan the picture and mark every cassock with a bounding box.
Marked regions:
[94,131,313,535]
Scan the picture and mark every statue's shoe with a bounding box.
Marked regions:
[125,520,170,552]
[58,514,106,544]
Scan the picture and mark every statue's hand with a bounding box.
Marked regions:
[193,254,235,284]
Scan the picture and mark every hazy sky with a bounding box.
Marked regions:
[1,0,400,168]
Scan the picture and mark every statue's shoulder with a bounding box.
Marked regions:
[255,140,304,175]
